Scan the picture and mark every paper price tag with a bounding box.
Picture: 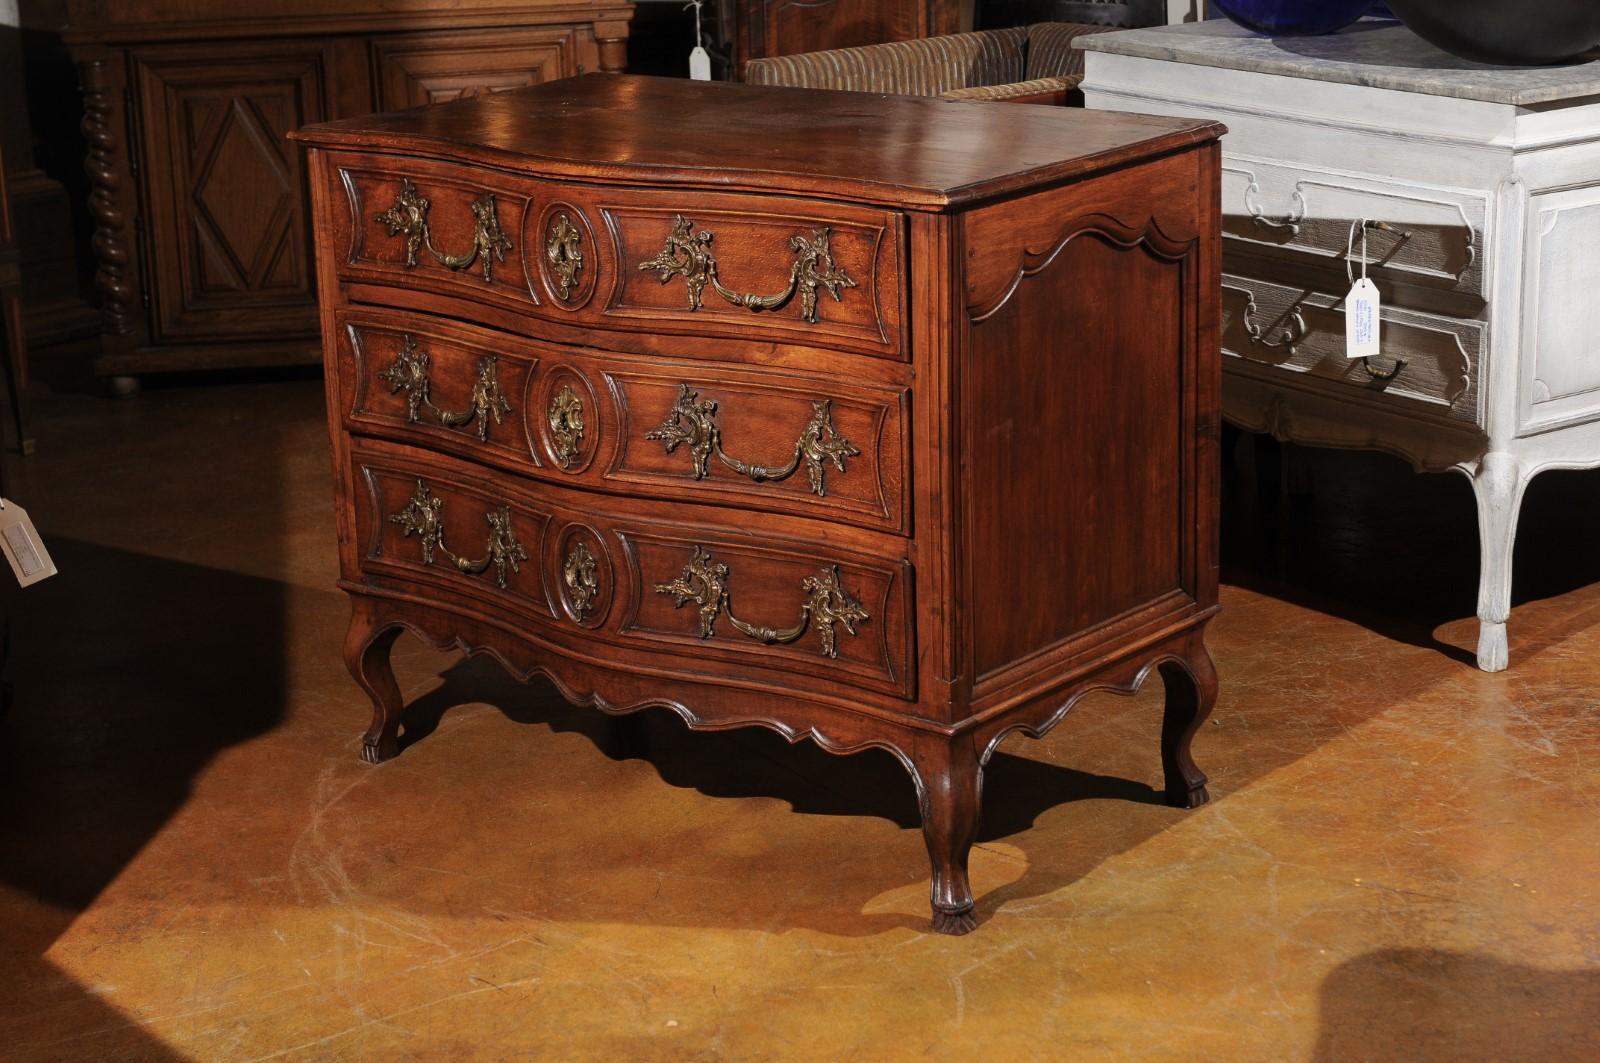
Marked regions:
[1346,278,1381,360]
[689,45,711,81]
[687,0,712,80]
[0,500,57,587]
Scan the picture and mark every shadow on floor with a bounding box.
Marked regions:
[1222,437,1600,667]
[1313,948,1600,1062]
[367,651,1270,935]
[0,538,289,1061]
[400,654,1166,840]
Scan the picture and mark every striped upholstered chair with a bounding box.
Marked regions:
[742,22,1123,106]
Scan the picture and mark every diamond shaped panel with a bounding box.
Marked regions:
[193,100,294,284]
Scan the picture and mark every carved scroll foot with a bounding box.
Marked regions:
[1160,643,1218,810]
[343,599,406,764]
[911,733,983,935]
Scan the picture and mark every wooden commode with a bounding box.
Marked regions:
[292,75,1224,934]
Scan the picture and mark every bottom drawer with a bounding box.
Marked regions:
[1222,274,1484,427]
[350,440,915,701]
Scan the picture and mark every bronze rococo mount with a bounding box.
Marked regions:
[293,75,1225,935]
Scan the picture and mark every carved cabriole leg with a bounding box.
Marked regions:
[1160,640,1218,809]
[910,732,983,935]
[1469,451,1534,672]
[343,599,405,764]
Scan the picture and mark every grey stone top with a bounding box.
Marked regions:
[1075,19,1600,106]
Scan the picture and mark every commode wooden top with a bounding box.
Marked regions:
[292,74,1223,210]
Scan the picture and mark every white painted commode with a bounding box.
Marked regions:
[1079,19,1600,671]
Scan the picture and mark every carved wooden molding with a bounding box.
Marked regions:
[347,591,921,764]
[969,212,1196,323]
[79,58,136,337]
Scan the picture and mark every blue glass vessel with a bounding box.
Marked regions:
[1211,0,1373,36]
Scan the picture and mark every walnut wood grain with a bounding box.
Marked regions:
[292,75,1226,212]
[300,78,1223,934]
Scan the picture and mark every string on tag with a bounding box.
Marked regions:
[686,0,712,80]
[1344,216,1382,363]
[1343,217,1405,378]
[1346,216,1369,289]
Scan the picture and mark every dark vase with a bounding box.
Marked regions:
[1210,0,1373,36]
[1385,0,1600,64]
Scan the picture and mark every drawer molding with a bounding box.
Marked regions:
[1222,158,1484,295]
[635,212,858,324]
[387,478,528,589]
[653,544,870,660]
[550,522,613,628]
[643,382,860,497]
[1223,278,1479,423]
[377,333,513,443]
[533,201,598,310]
[374,177,513,283]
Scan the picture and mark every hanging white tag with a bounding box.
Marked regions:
[0,500,56,587]
[689,45,712,81]
[1346,278,1381,360]
[686,1,712,80]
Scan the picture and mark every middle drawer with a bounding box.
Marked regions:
[336,308,912,535]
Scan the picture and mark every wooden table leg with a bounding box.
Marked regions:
[910,731,983,935]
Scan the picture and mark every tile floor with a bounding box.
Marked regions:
[0,377,1595,1061]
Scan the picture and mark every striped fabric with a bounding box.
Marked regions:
[1025,21,1123,79]
[938,75,1082,102]
[745,27,1027,95]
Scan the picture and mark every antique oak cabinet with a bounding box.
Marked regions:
[292,76,1224,934]
[69,0,633,387]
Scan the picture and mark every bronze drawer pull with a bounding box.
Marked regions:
[1243,178,1307,236]
[387,480,527,589]
[375,178,512,283]
[644,383,859,497]
[637,213,856,323]
[377,336,512,443]
[654,545,868,659]
[1240,291,1307,357]
[1360,357,1407,382]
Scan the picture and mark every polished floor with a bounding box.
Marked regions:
[0,374,1597,1061]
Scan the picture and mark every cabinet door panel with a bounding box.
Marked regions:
[373,27,581,110]
[135,45,330,343]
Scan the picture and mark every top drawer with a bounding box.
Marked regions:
[1221,156,1487,301]
[326,152,907,359]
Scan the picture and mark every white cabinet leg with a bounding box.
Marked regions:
[1469,452,1532,672]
